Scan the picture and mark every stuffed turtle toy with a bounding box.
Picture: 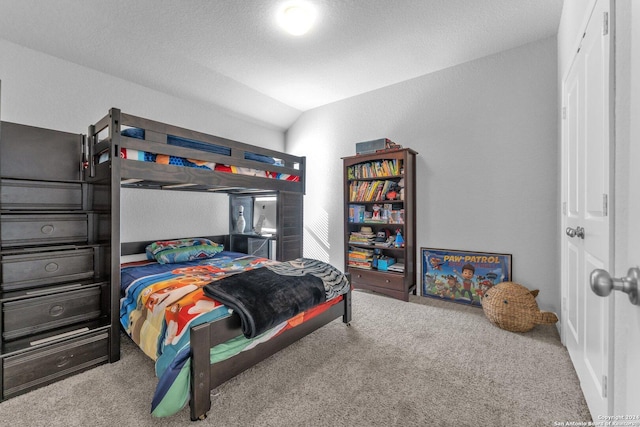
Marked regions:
[481,282,558,332]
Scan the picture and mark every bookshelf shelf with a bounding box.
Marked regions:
[347,174,404,181]
[348,200,404,204]
[343,148,417,301]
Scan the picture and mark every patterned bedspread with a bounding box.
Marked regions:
[98,126,300,182]
[99,148,300,181]
[119,252,349,417]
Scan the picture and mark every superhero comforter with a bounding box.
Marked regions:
[119,252,349,417]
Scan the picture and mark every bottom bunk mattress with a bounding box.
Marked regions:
[119,251,350,417]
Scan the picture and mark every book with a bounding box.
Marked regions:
[347,159,402,179]
[348,204,366,223]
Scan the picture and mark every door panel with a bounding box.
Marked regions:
[584,24,607,219]
[561,0,612,418]
[584,252,606,399]
[566,57,581,219]
[566,242,580,341]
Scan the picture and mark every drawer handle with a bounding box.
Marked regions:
[45,262,59,272]
[49,304,65,317]
[385,279,390,283]
[357,274,362,278]
[56,354,73,368]
[41,224,55,234]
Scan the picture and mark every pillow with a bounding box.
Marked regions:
[145,238,223,264]
[121,127,145,139]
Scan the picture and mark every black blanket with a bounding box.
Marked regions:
[203,265,327,339]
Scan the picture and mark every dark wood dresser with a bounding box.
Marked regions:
[0,122,113,401]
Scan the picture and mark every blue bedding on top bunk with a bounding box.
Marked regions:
[121,127,280,165]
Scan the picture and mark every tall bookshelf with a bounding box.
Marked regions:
[342,148,417,301]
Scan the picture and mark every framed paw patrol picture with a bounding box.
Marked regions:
[420,248,512,307]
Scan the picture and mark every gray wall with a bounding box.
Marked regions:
[0,39,286,242]
[0,35,560,311]
[287,37,560,313]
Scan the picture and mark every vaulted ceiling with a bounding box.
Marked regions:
[0,0,563,129]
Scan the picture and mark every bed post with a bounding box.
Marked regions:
[109,109,122,362]
[190,324,212,421]
[343,274,352,325]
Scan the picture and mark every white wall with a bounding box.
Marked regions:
[558,0,598,75]
[0,39,286,242]
[287,37,560,313]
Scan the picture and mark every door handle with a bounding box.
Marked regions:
[590,267,640,305]
[566,226,585,239]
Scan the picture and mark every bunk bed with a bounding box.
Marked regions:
[87,109,352,420]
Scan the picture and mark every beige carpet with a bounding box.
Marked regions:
[0,290,591,426]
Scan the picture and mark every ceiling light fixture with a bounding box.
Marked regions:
[277,1,316,36]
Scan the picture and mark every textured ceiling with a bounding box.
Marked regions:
[0,0,563,129]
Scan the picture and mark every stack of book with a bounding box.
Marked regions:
[348,229,375,245]
[348,246,374,269]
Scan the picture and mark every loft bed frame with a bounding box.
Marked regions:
[88,109,306,194]
[88,109,351,420]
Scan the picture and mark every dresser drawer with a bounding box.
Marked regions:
[349,268,405,291]
[2,285,104,341]
[1,248,95,291]
[2,330,109,399]
[0,214,88,247]
[0,179,83,211]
